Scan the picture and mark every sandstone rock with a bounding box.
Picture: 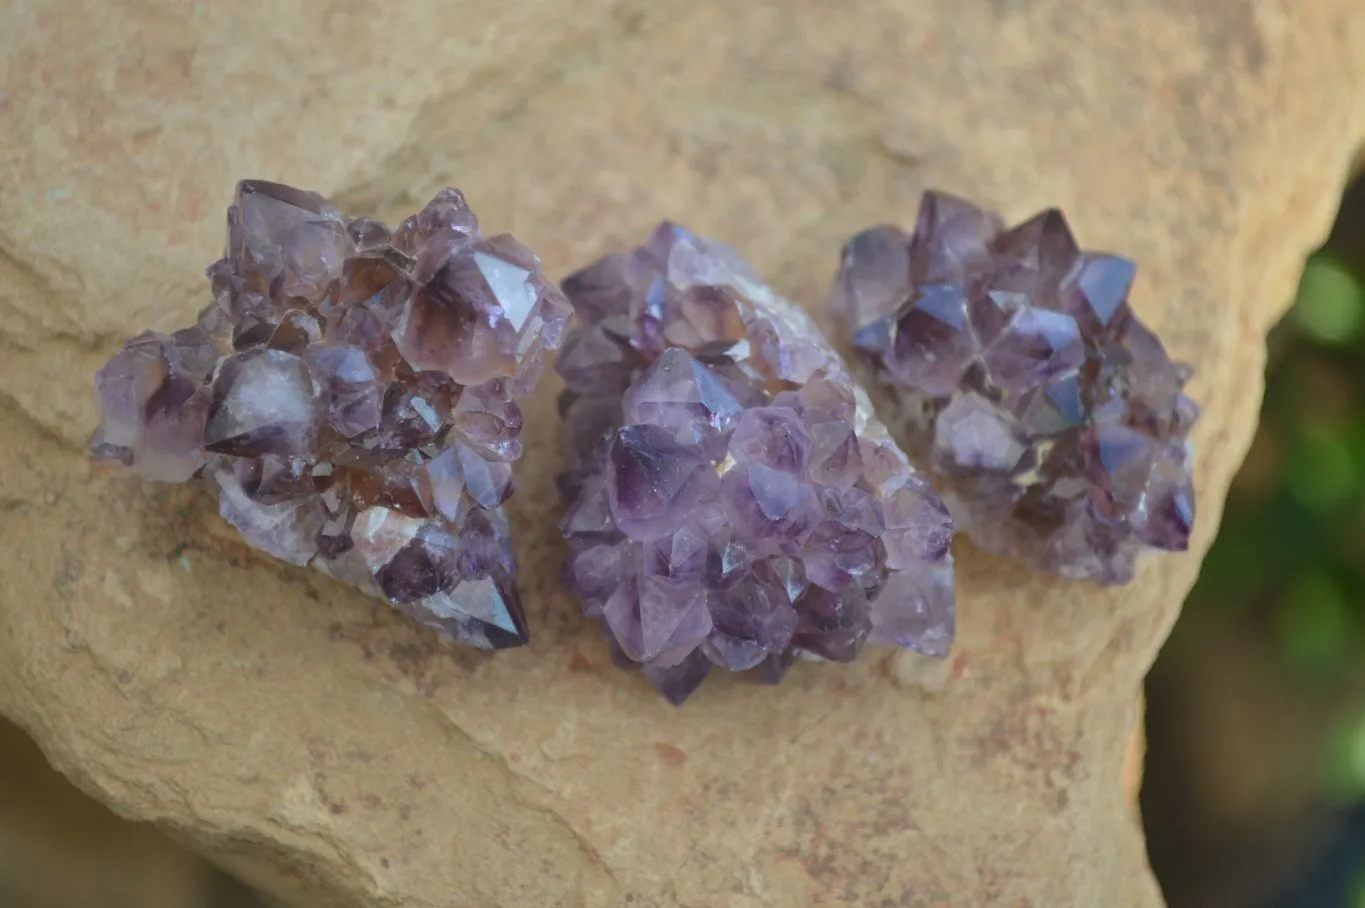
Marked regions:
[1,1,1363,906]
[0,719,245,908]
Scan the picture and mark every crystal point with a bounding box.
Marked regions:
[91,182,568,647]
[559,223,957,703]
[832,190,1198,583]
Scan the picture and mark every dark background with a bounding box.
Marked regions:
[1143,167,1365,908]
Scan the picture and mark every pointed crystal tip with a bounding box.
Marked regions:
[91,183,571,648]
[557,222,958,703]
[830,189,1196,584]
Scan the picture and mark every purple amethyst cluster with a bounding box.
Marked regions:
[91,181,572,648]
[556,223,957,704]
[831,190,1197,584]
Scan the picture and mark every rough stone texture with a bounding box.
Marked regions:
[0,2,1362,907]
[0,718,261,908]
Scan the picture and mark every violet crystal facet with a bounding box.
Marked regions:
[831,191,1198,584]
[91,181,573,648]
[557,223,957,704]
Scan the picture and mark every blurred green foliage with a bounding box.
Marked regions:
[1187,180,1365,845]
[1194,248,1365,677]
[1295,256,1365,346]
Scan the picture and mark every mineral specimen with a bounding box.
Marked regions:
[557,223,956,704]
[830,190,1197,584]
[91,181,573,648]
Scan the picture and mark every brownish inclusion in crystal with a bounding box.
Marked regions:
[91,181,572,648]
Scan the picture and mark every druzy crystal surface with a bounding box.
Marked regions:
[831,190,1197,584]
[91,181,573,647]
[557,223,956,704]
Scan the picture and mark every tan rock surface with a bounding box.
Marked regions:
[1,1,1363,905]
[0,719,233,908]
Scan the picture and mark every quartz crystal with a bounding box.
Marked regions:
[830,190,1197,584]
[91,181,573,647]
[557,223,957,704]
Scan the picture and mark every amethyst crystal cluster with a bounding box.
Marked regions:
[831,190,1197,584]
[556,223,956,704]
[91,181,572,647]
